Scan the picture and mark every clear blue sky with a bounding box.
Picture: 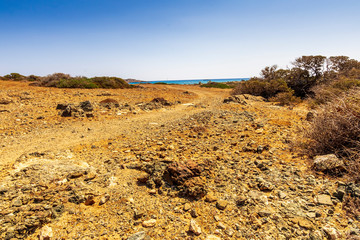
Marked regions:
[1,0,359,80]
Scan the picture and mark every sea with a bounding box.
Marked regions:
[130,78,249,85]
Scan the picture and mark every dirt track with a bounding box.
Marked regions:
[0,83,229,168]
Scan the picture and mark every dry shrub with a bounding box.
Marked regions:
[232,78,291,99]
[269,91,301,106]
[301,89,360,178]
[343,194,360,219]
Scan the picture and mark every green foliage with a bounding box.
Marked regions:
[200,82,233,89]
[27,73,133,89]
[91,77,132,89]
[3,73,25,81]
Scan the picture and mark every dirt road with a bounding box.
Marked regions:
[0,84,230,168]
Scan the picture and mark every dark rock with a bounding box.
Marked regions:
[79,101,93,112]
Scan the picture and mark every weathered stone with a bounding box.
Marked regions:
[315,194,333,205]
[189,219,202,236]
[205,193,218,203]
[206,235,221,240]
[323,225,342,239]
[216,200,228,210]
[99,194,110,205]
[142,219,156,227]
[39,225,53,240]
[127,231,150,240]
[183,203,191,211]
[313,154,345,172]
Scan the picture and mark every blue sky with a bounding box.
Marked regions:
[1,0,359,80]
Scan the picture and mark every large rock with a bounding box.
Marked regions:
[223,95,247,104]
[313,154,346,173]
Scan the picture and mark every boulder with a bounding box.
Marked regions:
[313,154,346,173]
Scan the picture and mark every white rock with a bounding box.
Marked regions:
[189,219,202,236]
[39,225,53,240]
[142,219,156,227]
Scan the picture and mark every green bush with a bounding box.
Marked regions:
[200,82,233,89]
[91,77,132,89]
[3,73,26,81]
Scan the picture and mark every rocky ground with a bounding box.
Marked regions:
[0,80,359,239]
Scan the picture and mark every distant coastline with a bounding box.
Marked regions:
[129,78,249,85]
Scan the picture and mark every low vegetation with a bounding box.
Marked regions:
[232,55,360,105]
[200,81,233,89]
[0,72,133,89]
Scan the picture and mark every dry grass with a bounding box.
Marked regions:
[300,89,360,179]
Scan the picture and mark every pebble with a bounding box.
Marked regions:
[216,200,228,210]
[142,219,156,227]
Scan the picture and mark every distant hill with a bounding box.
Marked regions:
[125,78,146,83]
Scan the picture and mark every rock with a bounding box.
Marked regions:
[0,99,13,105]
[315,194,333,206]
[12,198,22,207]
[137,173,150,183]
[216,200,228,210]
[151,98,172,106]
[84,196,95,206]
[39,225,53,240]
[205,193,218,203]
[323,225,342,239]
[127,231,150,240]
[183,203,191,211]
[99,194,110,205]
[99,98,120,109]
[79,101,93,112]
[206,235,221,240]
[142,219,156,227]
[223,95,247,105]
[236,196,248,206]
[189,219,202,236]
[217,222,226,229]
[190,209,199,218]
[56,103,68,110]
[278,191,287,199]
[313,154,346,173]
[306,112,315,121]
[134,209,145,220]
[167,161,201,185]
[297,218,314,230]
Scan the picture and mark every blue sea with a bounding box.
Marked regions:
[130,78,249,85]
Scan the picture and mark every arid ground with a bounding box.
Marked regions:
[0,80,357,239]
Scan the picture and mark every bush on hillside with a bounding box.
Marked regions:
[232,78,291,99]
[300,89,360,174]
[56,77,99,89]
[91,77,132,89]
[2,73,26,81]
